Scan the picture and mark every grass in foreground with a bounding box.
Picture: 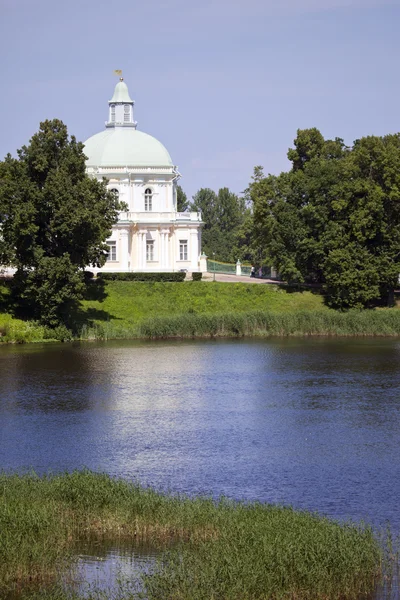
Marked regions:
[0,471,381,599]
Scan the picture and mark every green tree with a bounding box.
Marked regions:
[0,119,123,325]
[251,129,400,308]
[231,208,256,263]
[190,187,246,261]
[323,134,400,307]
[252,170,308,281]
[190,187,218,258]
[286,127,326,171]
[232,169,265,264]
[176,185,189,212]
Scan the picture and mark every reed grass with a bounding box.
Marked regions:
[78,308,400,340]
[0,471,382,599]
[138,308,400,339]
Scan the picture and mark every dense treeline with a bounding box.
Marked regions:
[250,128,400,309]
[183,128,400,309]
[188,187,253,263]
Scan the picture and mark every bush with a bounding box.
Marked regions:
[192,272,203,281]
[43,324,74,342]
[11,256,84,327]
[83,271,94,282]
[97,272,186,282]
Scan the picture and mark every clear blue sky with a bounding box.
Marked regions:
[1,0,399,200]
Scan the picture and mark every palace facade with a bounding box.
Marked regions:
[83,78,204,273]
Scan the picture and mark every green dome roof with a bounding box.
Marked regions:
[84,128,174,168]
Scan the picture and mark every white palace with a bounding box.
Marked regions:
[84,78,204,273]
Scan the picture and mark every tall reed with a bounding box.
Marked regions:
[138,309,400,339]
[0,471,382,599]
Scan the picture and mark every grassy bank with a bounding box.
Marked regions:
[0,471,381,599]
[82,280,325,320]
[1,279,400,343]
[0,313,46,343]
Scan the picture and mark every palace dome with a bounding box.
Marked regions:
[84,78,174,169]
[84,128,173,168]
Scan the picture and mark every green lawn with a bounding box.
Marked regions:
[80,280,325,327]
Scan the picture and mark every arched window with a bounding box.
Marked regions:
[144,188,153,211]
[110,188,119,198]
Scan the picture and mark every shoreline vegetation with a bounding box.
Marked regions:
[0,280,400,344]
[0,471,382,599]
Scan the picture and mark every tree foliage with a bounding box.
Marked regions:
[176,185,189,212]
[0,119,123,325]
[190,187,247,262]
[251,128,400,308]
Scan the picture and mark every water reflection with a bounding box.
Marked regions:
[1,338,400,533]
[0,343,113,413]
[70,539,158,598]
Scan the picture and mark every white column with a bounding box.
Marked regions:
[119,228,129,271]
[190,228,199,270]
[170,227,176,269]
[165,230,170,269]
[160,231,165,268]
[141,230,147,270]
[160,229,169,269]
[236,260,242,276]
[136,230,141,271]
[129,175,133,211]
[199,253,207,273]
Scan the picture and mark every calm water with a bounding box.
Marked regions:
[1,338,400,596]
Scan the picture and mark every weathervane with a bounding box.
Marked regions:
[113,69,123,81]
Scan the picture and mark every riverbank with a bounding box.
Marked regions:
[1,279,400,343]
[0,471,381,599]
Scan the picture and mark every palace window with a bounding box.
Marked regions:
[124,105,130,122]
[146,240,154,261]
[179,240,188,261]
[144,188,153,211]
[110,188,119,198]
[110,104,116,122]
[106,241,117,261]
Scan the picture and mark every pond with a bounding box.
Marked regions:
[1,338,400,597]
